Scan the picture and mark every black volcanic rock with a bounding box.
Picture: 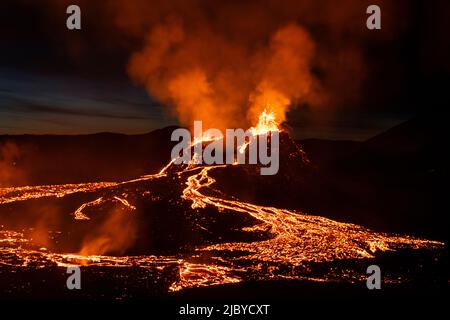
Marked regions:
[0,122,446,299]
[0,126,180,186]
[209,131,317,210]
[0,118,447,243]
[210,116,448,242]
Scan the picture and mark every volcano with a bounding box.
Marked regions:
[0,122,446,300]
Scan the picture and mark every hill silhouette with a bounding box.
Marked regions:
[0,116,447,241]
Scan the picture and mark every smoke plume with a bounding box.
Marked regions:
[9,0,416,128]
[115,0,391,129]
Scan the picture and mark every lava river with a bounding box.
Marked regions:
[0,155,444,295]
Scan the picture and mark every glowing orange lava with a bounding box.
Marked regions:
[0,110,444,292]
[250,108,280,136]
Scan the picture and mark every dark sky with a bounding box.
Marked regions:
[0,0,449,139]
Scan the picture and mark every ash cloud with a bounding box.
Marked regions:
[3,0,450,132]
[120,0,378,129]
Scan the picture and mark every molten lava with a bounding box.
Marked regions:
[0,110,444,295]
[250,108,280,136]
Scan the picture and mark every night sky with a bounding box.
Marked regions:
[0,67,175,134]
[1,0,449,139]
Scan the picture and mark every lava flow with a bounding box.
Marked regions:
[0,110,445,296]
